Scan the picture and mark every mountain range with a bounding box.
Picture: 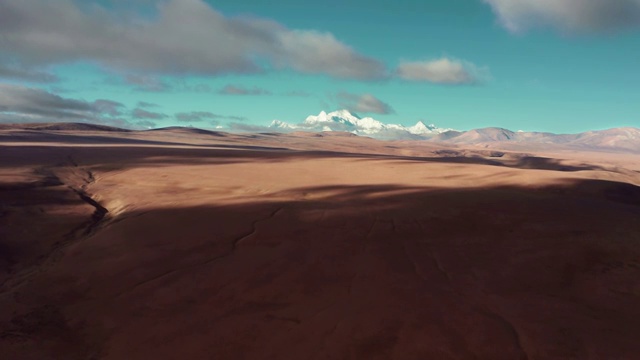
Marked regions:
[270,110,452,140]
[270,110,640,152]
[1,109,639,153]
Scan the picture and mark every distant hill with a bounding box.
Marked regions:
[1,120,639,153]
[435,127,640,153]
[442,127,518,143]
[146,126,227,136]
[0,122,131,132]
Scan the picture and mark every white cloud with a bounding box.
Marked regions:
[396,58,488,84]
[0,0,385,79]
[483,0,640,33]
[275,31,386,79]
[336,92,395,114]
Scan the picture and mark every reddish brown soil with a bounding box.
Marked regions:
[1,128,639,359]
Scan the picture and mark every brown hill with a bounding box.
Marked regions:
[0,122,131,132]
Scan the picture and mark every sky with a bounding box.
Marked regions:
[0,0,639,133]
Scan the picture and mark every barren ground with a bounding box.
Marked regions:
[1,128,639,359]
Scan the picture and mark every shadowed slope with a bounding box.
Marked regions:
[1,183,639,359]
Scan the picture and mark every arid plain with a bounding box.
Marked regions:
[1,125,640,359]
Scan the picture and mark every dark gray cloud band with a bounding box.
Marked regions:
[0,83,150,128]
[0,84,100,120]
[175,111,247,123]
[132,108,167,120]
[218,85,271,96]
[0,64,58,83]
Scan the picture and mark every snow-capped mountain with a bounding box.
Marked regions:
[270,110,451,139]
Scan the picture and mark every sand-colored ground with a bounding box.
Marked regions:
[1,128,639,359]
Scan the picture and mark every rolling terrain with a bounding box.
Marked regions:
[1,124,640,359]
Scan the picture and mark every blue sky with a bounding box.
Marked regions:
[1,0,639,133]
